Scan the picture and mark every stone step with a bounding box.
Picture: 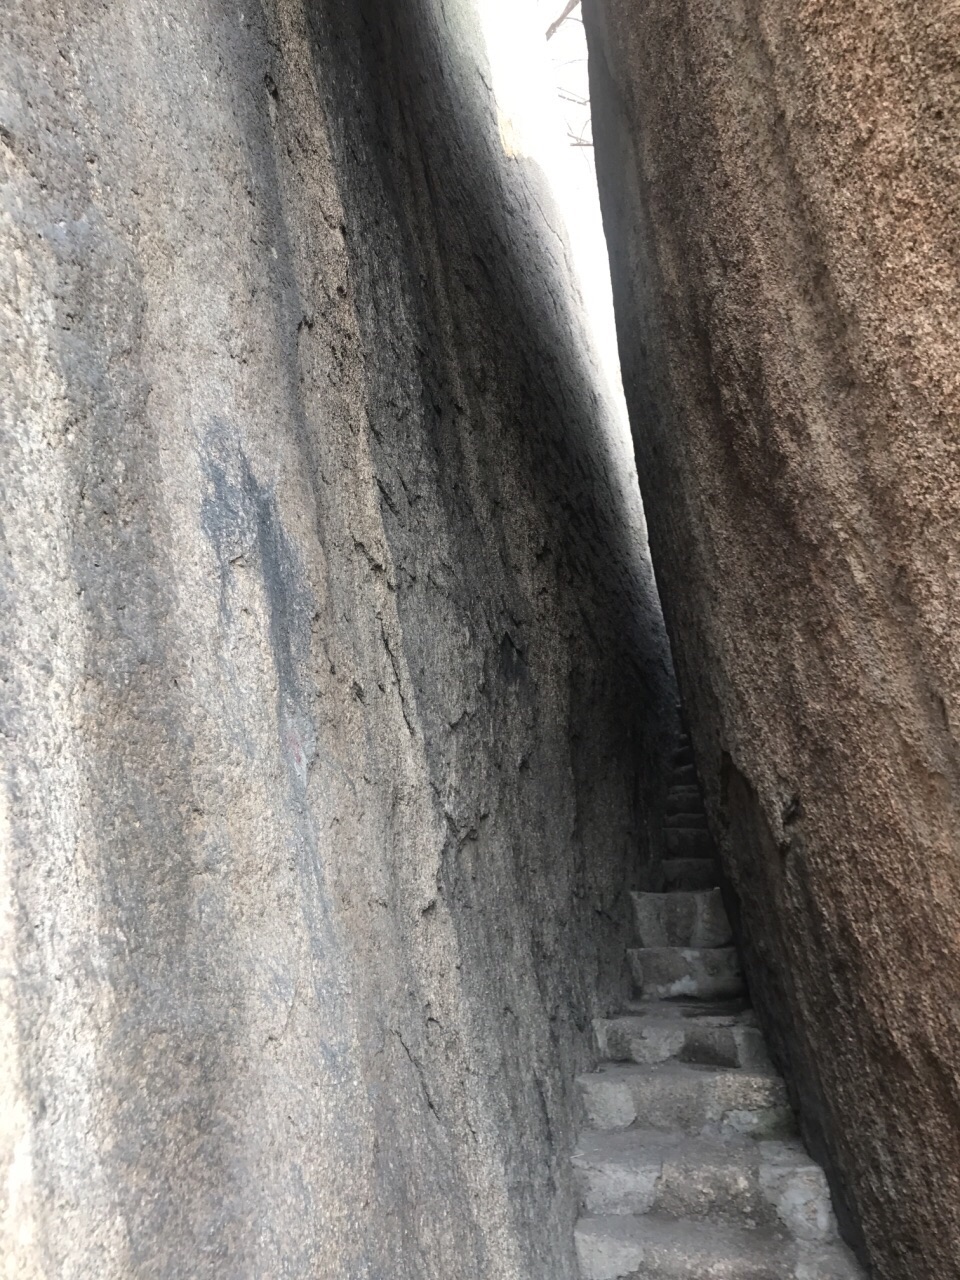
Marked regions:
[574,1129,838,1240]
[660,858,718,890]
[631,888,732,949]
[667,763,696,786]
[664,828,714,857]
[576,1062,794,1137]
[664,786,703,815]
[664,810,708,829]
[629,946,744,1000]
[595,1005,768,1069]
[620,996,753,1017]
[575,1213,863,1280]
[672,745,694,768]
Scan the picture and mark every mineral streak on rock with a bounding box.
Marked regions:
[0,3,672,1276]
[584,1,960,1275]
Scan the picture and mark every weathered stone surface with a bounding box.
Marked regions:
[584,0,960,1275]
[575,1214,863,1280]
[0,2,673,1274]
[596,1004,766,1070]
[659,858,719,890]
[577,1062,791,1137]
[575,1127,835,1236]
[631,888,732,948]
[629,947,744,1002]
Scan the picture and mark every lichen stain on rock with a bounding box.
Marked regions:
[200,424,317,788]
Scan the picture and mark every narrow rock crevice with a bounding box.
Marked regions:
[574,729,865,1280]
[1,0,950,1276]
[583,0,960,1274]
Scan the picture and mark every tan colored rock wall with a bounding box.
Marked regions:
[0,2,673,1275]
[584,1,960,1276]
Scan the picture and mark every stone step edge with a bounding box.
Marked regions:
[658,859,720,890]
[576,1060,794,1138]
[574,1213,864,1280]
[573,1128,839,1242]
[630,887,732,949]
[594,1011,768,1069]
[628,945,744,1001]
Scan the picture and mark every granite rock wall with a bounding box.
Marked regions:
[584,1,960,1275]
[0,3,673,1275]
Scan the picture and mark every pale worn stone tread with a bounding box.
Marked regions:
[576,1060,793,1136]
[629,944,744,1001]
[575,1213,863,1280]
[618,997,755,1020]
[664,810,709,829]
[574,1128,836,1237]
[575,1212,790,1280]
[595,1007,768,1068]
[631,887,732,948]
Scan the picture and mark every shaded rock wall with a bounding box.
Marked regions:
[584,1,960,1276]
[0,3,673,1275]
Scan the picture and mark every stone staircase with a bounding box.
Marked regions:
[573,732,866,1280]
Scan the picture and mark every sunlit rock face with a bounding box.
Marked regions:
[584,1,960,1276]
[0,2,673,1275]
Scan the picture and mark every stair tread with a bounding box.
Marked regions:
[601,1005,757,1031]
[629,945,744,1001]
[575,1212,863,1280]
[632,890,723,909]
[575,1125,845,1241]
[631,944,739,957]
[616,998,756,1022]
[665,786,704,814]
[582,1060,784,1084]
[664,828,715,856]
[632,888,732,948]
[668,764,697,784]
[596,1005,768,1069]
[575,1126,814,1169]
[660,859,718,890]
[664,811,709,828]
[634,888,720,901]
[577,1061,793,1137]
[577,1213,787,1280]
[666,783,701,795]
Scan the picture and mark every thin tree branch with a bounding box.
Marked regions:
[546,0,580,40]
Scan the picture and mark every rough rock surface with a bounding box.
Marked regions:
[584,1,960,1276]
[0,3,672,1276]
